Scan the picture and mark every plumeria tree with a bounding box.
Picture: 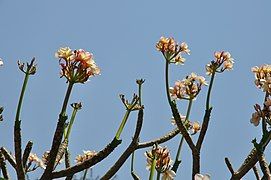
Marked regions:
[0,37,270,180]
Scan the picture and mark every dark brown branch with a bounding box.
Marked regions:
[196,108,212,150]
[51,137,122,179]
[40,114,68,179]
[22,141,33,168]
[225,157,234,175]
[0,147,16,169]
[101,109,144,180]
[14,120,25,179]
[137,128,179,149]
[170,102,196,152]
[253,165,261,180]
[229,148,258,179]
[257,152,271,179]
[0,150,9,179]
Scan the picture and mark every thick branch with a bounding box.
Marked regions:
[170,103,196,152]
[40,114,67,179]
[196,108,212,150]
[257,152,271,179]
[14,120,25,179]
[51,137,121,179]
[101,109,143,180]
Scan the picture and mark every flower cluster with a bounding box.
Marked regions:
[55,47,100,83]
[145,145,175,180]
[170,73,207,100]
[251,65,271,93]
[206,51,234,75]
[156,36,190,64]
[26,153,46,171]
[171,115,201,135]
[75,150,97,164]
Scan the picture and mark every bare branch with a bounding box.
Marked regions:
[225,157,234,175]
[50,136,122,179]
[14,120,25,179]
[0,147,16,169]
[252,165,260,180]
[22,141,33,168]
[137,128,179,149]
[101,109,144,180]
[0,150,10,179]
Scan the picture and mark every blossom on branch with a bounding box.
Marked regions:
[145,145,175,179]
[156,36,190,64]
[169,72,207,100]
[55,47,100,83]
[251,64,271,93]
[206,51,234,75]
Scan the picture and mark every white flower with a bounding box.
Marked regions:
[194,173,211,180]
[162,169,176,180]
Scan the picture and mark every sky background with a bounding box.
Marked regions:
[0,0,271,179]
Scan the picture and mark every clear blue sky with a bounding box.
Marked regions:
[1,0,271,179]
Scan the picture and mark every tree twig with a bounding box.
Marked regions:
[252,165,260,180]
[22,141,33,168]
[225,157,234,175]
[101,109,143,180]
[0,150,9,179]
[0,147,16,169]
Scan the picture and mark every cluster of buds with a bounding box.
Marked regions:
[170,73,207,100]
[251,65,271,93]
[75,150,97,164]
[17,58,37,75]
[206,51,234,76]
[156,36,190,64]
[145,145,175,179]
[55,47,100,83]
[26,153,46,172]
[120,94,144,111]
[171,115,201,135]
[250,98,271,126]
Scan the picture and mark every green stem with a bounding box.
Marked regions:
[149,157,157,180]
[131,151,135,172]
[172,136,184,172]
[60,82,74,116]
[165,61,172,106]
[185,99,193,123]
[82,168,88,180]
[206,72,215,110]
[156,171,161,180]
[115,111,131,140]
[15,73,30,122]
[138,83,142,106]
[64,108,78,140]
